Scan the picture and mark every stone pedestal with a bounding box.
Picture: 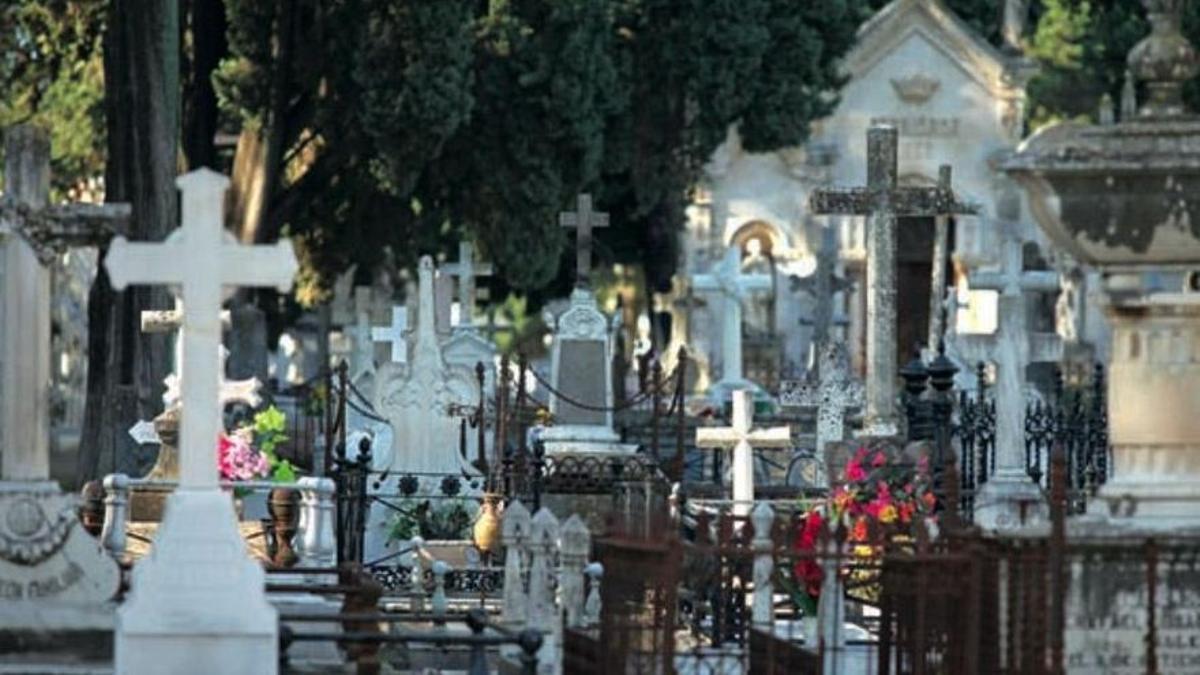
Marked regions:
[1085,299,1200,528]
[116,489,277,674]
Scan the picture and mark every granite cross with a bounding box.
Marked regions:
[104,168,298,490]
[791,224,853,374]
[442,241,493,329]
[692,247,773,391]
[695,389,791,515]
[560,193,609,286]
[346,287,375,376]
[959,227,1061,485]
[372,306,409,364]
[778,342,865,486]
[809,125,975,437]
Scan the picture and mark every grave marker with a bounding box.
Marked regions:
[779,343,865,486]
[692,247,773,396]
[560,193,608,287]
[695,389,791,515]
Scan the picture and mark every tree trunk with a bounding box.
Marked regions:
[182,0,227,171]
[78,0,179,482]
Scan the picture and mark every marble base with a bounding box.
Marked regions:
[541,440,640,455]
[972,473,1047,532]
[116,489,276,675]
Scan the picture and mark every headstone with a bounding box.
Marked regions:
[779,342,865,487]
[691,247,772,398]
[373,256,477,476]
[0,126,127,636]
[695,389,791,515]
[809,126,975,437]
[540,288,635,455]
[442,240,493,329]
[957,227,1061,530]
[104,167,297,673]
[791,225,852,373]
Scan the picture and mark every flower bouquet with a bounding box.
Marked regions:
[217,405,298,495]
[787,446,937,615]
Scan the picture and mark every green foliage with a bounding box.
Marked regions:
[0,2,106,196]
[244,404,296,483]
[387,499,477,542]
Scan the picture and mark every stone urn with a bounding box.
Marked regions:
[267,488,299,567]
[472,493,502,555]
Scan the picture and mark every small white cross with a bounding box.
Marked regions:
[695,389,791,514]
[442,241,493,329]
[164,345,262,410]
[104,168,298,490]
[559,194,609,285]
[372,306,409,364]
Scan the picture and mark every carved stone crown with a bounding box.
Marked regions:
[890,73,940,105]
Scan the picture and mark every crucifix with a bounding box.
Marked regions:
[779,342,865,486]
[104,166,293,675]
[345,287,375,376]
[442,241,493,329]
[696,389,792,515]
[560,193,609,286]
[692,247,772,392]
[959,227,1061,493]
[791,224,853,375]
[372,306,409,364]
[0,125,130,480]
[809,125,976,437]
[140,298,232,406]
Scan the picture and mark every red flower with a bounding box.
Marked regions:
[846,458,866,482]
[872,451,887,467]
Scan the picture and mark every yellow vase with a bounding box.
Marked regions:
[473,494,502,554]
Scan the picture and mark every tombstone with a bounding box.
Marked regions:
[103,167,297,673]
[373,256,478,476]
[691,247,772,399]
[695,389,792,515]
[957,227,1061,530]
[809,126,975,437]
[779,342,865,487]
[0,126,127,640]
[440,241,498,465]
[227,301,269,383]
[540,288,635,455]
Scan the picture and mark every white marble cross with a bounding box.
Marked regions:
[346,286,375,376]
[960,229,1061,484]
[105,168,298,490]
[372,306,409,364]
[442,241,492,329]
[692,247,772,391]
[810,126,975,437]
[779,342,864,485]
[695,389,791,515]
[141,297,232,407]
[560,193,609,286]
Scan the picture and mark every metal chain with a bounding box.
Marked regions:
[518,361,680,413]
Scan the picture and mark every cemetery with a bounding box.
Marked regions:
[3,0,1200,673]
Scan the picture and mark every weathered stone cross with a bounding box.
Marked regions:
[372,306,409,364]
[809,125,975,437]
[692,247,773,393]
[140,298,232,406]
[779,342,865,486]
[345,287,375,376]
[959,226,1061,494]
[105,168,298,490]
[0,125,130,480]
[559,193,609,286]
[791,224,852,373]
[442,241,493,329]
[695,389,791,515]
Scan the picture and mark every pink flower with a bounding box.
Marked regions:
[872,451,887,467]
[217,432,271,482]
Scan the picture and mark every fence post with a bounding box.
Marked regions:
[674,346,688,482]
[100,473,129,559]
[529,507,561,674]
[820,518,847,675]
[431,559,450,621]
[409,535,426,612]
[502,501,532,630]
[560,514,591,628]
[751,502,775,629]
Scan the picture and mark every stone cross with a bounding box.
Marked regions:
[104,168,298,490]
[778,342,864,485]
[927,166,955,355]
[0,126,130,479]
[346,287,375,376]
[809,125,975,437]
[372,306,409,364]
[141,298,232,406]
[559,193,609,286]
[692,247,772,391]
[695,389,791,515]
[442,241,492,329]
[959,229,1061,488]
[791,224,852,373]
